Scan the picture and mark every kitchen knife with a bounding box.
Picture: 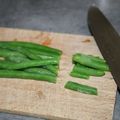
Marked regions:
[88,6,120,89]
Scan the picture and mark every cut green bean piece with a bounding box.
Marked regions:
[0,70,56,83]
[73,63,105,76]
[70,71,89,79]
[0,59,58,69]
[24,68,56,76]
[0,41,62,55]
[65,81,98,95]
[73,53,109,71]
[88,55,106,63]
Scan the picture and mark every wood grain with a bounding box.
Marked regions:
[0,27,117,120]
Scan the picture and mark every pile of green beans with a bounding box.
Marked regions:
[0,41,62,83]
[70,53,109,79]
[0,41,109,96]
[65,53,109,95]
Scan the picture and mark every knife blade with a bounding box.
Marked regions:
[88,6,120,89]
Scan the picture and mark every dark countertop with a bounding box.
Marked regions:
[0,0,120,120]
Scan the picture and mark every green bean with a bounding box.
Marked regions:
[88,55,106,63]
[0,59,58,69]
[23,48,60,59]
[0,70,56,83]
[7,56,28,63]
[0,41,62,55]
[70,71,89,79]
[24,68,56,76]
[20,49,55,60]
[73,53,109,71]
[65,81,98,95]
[13,47,59,60]
[44,65,59,75]
[27,53,60,61]
[0,48,28,62]
[73,63,105,76]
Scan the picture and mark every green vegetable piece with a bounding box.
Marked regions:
[73,53,109,71]
[0,41,62,55]
[23,48,60,59]
[0,70,56,83]
[44,65,59,75]
[73,63,105,76]
[7,56,28,63]
[24,68,56,76]
[0,48,28,62]
[0,59,58,69]
[88,55,106,63]
[13,47,59,60]
[65,81,98,95]
[70,71,89,79]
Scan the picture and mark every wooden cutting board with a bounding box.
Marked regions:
[0,27,117,120]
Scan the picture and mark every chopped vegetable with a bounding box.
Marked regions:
[70,53,109,81]
[65,81,98,95]
[73,53,109,71]
[70,71,89,79]
[72,63,105,77]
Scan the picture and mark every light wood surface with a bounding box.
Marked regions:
[0,27,117,120]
